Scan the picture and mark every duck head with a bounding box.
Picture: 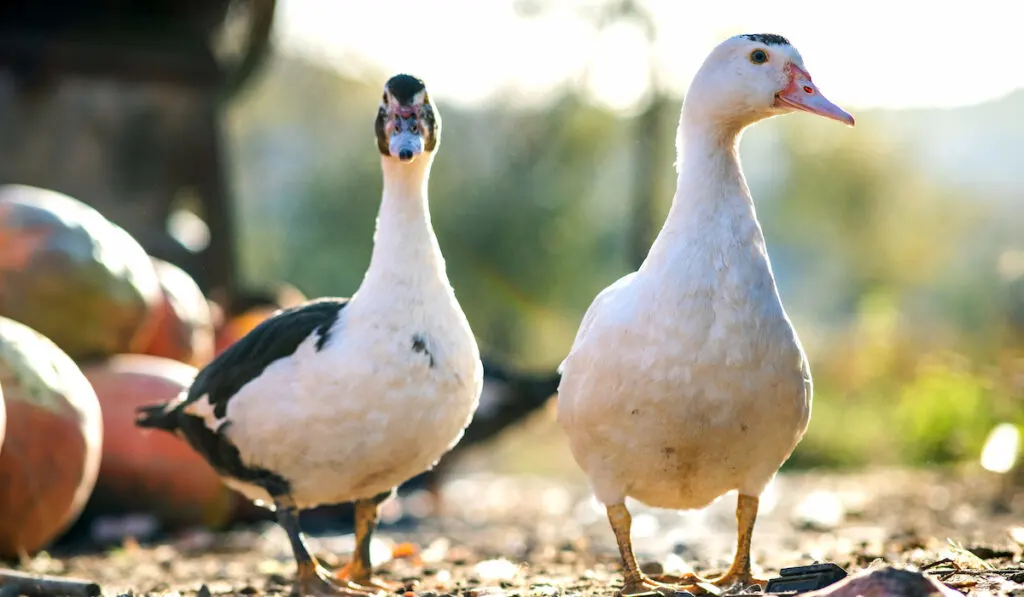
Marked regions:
[684,33,854,132]
[375,74,441,163]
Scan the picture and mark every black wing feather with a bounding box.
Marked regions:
[135,297,349,495]
[190,297,349,417]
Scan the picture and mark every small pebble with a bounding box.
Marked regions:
[475,559,520,582]
[639,561,664,575]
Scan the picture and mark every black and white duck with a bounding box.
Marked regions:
[137,73,483,597]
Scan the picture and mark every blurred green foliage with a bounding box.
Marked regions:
[226,52,1024,472]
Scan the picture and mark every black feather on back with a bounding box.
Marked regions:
[458,359,560,446]
[136,297,349,497]
[741,33,790,46]
[187,297,349,417]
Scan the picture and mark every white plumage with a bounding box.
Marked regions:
[557,33,853,595]
[217,153,482,510]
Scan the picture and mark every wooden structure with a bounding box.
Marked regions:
[0,0,277,301]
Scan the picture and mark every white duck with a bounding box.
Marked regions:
[557,34,854,595]
[137,74,483,597]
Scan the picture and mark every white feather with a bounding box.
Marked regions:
[182,393,225,431]
[213,154,483,510]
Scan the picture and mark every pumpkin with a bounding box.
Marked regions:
[80,354,240,530]
[0,385,5,456]
[0,316,103,558]
[213,285,308,355]
[137,259,215,367]
[0,185,162,362]
[214,306,280,355]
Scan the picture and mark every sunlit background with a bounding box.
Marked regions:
[226,0,1024,476]
[279,0,1022,112]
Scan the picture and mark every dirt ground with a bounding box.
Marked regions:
[13,468,1024,597]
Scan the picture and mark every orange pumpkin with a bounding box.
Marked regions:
[212,285,308,356]
[81,354,240,530]
[0,385,5,457]
[0,316,103,558]
[137,259,215,367]
[214,306,279,355]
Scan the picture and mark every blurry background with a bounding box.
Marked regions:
[0,0,1022,555]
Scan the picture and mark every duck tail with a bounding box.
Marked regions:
[135,402,179,432]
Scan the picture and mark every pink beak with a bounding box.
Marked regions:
[774,63,855,127]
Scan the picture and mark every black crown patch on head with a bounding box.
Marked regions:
[741,33,790,46]
[386,74,427,105]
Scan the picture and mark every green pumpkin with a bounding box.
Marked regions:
[0,185,161,362]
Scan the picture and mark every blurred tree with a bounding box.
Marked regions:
[582,0,672,268]
[518,0,676,269]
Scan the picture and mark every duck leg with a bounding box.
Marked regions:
[336,490,401,592]
[607,504,705,596]
[274,498,379,597]
[709,494,767,590]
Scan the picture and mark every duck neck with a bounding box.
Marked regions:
[359,155,448,295]
[641,110,761,273]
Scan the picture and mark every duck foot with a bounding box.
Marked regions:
[606,503,715,597]
[649,572,710,587]
[707,571,767,592]
[621,575,705,597]
[294,562,382,597]
[648,573,726,595]
[328,494,401,593]
[334,561,402,593]
[707,494,767,593]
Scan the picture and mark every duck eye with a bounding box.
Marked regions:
[750,49,768,64]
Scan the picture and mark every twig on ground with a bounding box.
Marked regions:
[921,558,958,572]
[0,569,101,597]
[920,558,965,581]
[944,579,978,590]
[928,567,1024,579]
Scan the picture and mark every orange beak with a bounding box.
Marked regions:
[775,63,855,127]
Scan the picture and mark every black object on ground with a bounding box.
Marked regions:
[765,563,848,594]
